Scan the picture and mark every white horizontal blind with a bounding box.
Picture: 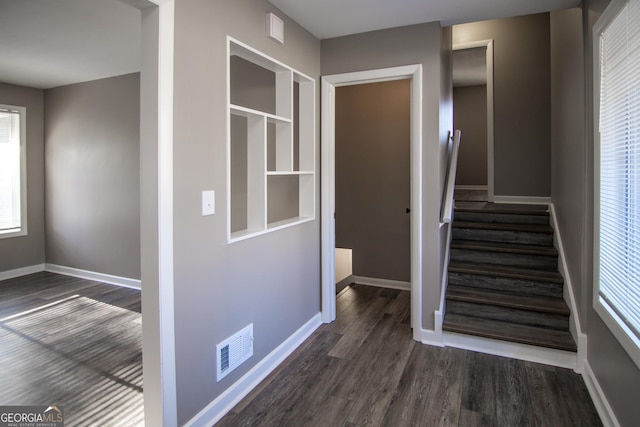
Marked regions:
[598,0,640,342]
[0,108,22,232]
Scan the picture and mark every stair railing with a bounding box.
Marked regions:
[436,130,461,340]
[440,129,461,223]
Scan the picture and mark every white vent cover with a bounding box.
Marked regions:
[216,324,253,382]
[266,12,284,44]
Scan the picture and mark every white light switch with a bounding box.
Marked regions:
[202,190,215,216]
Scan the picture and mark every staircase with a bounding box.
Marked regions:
[443,203,577,353]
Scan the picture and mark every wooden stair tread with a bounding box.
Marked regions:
[451,239,558,257]
[446,284,569,315]
[454,203,549,216]
[453,221,553,234]
[448,261,564,284]
[443,313,577,352]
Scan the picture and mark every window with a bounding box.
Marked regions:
[0,104,27,238]
[595,0,640,368]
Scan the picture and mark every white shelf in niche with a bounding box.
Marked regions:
[267,216,314,231]
[266,171,313,176]
[227,37,315,243]
[230,104,291,123]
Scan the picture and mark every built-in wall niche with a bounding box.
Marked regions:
[228,38,315,242]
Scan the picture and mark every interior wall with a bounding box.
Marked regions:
[0,83,45,272]
[453,13,551,197]
[322,22,453,330]
[172,0,321,423]
[453,84,488,186]
[335,80,411,282]
[44,73,141,280]
[551,3,640,426]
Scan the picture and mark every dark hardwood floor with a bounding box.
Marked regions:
[218,284,602,427]
[0,274,602,426]
[0,272,143,426]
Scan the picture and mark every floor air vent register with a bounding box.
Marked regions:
[216,324,254,382]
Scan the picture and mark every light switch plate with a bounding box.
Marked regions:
[202,190,215,216]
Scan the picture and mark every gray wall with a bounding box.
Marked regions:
[453,85,488,186]
[335,80,411,282]
[551,4,640,426]
[453,13,551,197]
[0,83,45,272]
[44,73,140,279]
[172,0,320,423]
[322,23,453,330]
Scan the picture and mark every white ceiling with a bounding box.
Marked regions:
[0,0,580,90]
[270,0,580,39]
[0,0,141,89]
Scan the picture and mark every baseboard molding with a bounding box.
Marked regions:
[549,203,586,372]
[575,332,588,374]
[0,264,45,281]
[184,313,323,427]
[493,195,551,205]
[45,264,141,290]
[420,329,444,346]
[454,185,488,191]
[436,222,452,339]
[421,312,444,347]
[336,274,355,294]
[352,276,411,291]
[442,331,577,369]
[582,360,620,427]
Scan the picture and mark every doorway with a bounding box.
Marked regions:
[321,65,423,340]
[452,41,495,202]
[335,80,411,291]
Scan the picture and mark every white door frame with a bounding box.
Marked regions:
[453,40,495,202]
[321,65,423,338]
[139,1,177,426]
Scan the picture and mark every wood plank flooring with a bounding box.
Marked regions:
[0,272,143,427]
[0,274,603,426]
[219,284,602,427]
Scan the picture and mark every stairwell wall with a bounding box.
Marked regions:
[551,3,640,425]
[453,13,551,198]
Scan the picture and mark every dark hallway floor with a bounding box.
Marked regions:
[217,284,602,426]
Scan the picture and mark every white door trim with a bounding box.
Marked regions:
[140,0,177,426]
[321,65,423,337]
[453,40,495,202]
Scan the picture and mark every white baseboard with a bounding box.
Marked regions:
[419,309,445,346]
[184,313,323,427]
[421,327,444,347]
[336,274,355,290]
[582,360,620,427]
[442,331,577,369]
[574,332,588,374]
[548,203,586,373]
[352,276,411,291]
[493,195,551,205]
[0,264,45,281]
[45,264,141,290]
[454,185,488,191]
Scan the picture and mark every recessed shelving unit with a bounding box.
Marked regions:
[227,38,315,242]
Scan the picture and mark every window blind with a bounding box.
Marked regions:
[0,108,21,232]
[598,0,640,342]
